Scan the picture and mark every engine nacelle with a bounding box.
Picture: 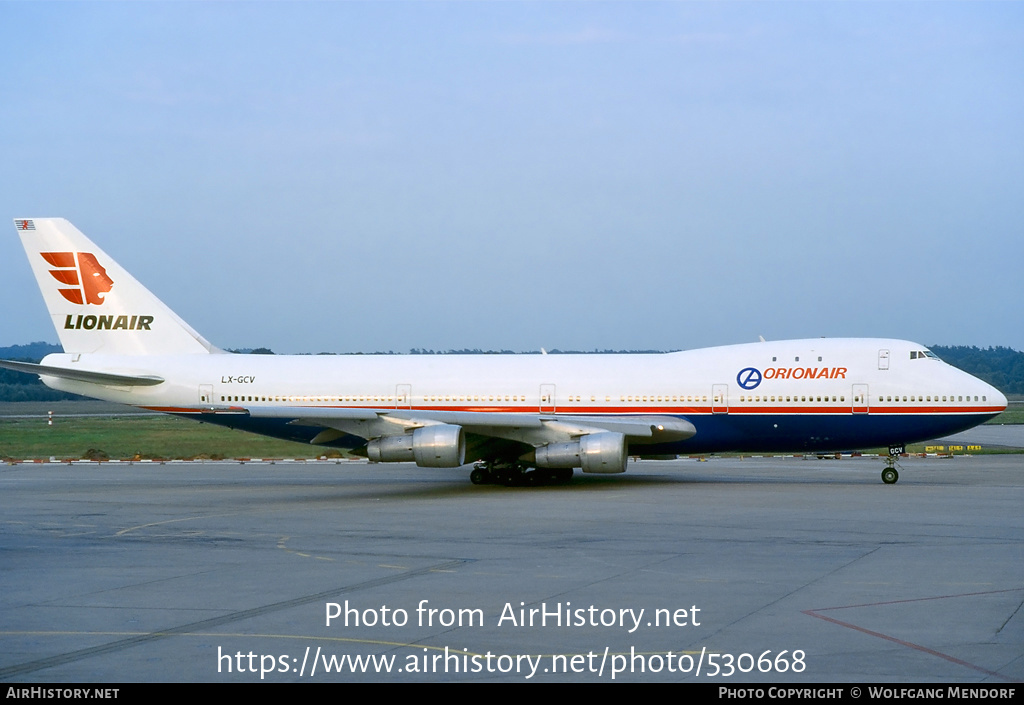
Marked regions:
[366,424,466,468]
[534,431,627,474]
[366,434,415,463]
[412,424,466,468]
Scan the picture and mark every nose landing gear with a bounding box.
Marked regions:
[882,444,904,484]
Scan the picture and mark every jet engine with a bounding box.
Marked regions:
[533,431,627,474]
[366,424,466,468]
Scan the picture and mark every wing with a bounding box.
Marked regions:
[246,405,696,468]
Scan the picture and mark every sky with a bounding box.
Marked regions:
[2,2,1022,354]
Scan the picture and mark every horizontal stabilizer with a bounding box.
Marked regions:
[0,359,164,387]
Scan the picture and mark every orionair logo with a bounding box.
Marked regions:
[41,252,113,305]
[736,367,762,390]
[737,366,849,389]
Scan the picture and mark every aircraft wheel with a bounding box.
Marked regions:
[470,468,489,485]
[881,467,898,485]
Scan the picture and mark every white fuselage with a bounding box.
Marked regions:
[39,337,1006,456]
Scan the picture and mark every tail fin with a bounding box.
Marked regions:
[14,218,220,355]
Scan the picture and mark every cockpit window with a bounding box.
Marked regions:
[911,350,941,361]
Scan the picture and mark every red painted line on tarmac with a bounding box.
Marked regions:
[802,588,1022,682]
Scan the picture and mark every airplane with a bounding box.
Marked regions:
[1,218,1008,486]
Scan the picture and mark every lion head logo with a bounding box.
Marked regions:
[41,252,114,305]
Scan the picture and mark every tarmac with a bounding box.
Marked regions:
[1,454,1021,683]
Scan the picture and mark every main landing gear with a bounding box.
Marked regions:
[882,444,905,485]
[470,461,573,487]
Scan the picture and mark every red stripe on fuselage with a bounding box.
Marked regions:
[144,404,1004,416]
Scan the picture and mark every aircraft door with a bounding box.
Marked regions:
[395,384,412,409]
[878,349,890,370]
[712,384,729,414]
[199,384,213,406]
[852,384,869,414]
[540,384,556,413]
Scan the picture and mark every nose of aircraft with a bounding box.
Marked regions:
[958,365,1007,414]
[990,384,1008,412]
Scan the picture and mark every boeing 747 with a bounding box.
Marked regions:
[1,218,1007,485]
